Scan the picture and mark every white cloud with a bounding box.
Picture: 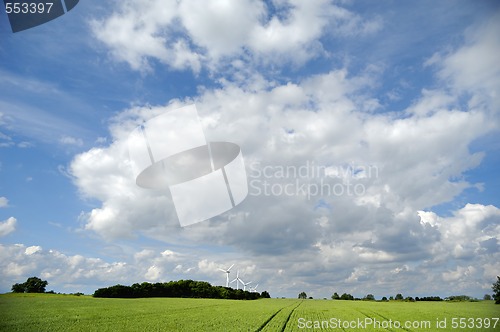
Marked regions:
[17,141,33,148]
[0,197,498,297]
[95,137,107,144]
[70,35,496,248]
[178,0,265,59]
[25,245,42,255]
[0,217,16,237]
[0,131,13,148]
[90,0,381,72]
[71,140,178,239]
[442,266,476,283]
[432,13,500,113]
[59,135,84,147]
[0,243,235,294]
[247,0,332,64]
[90,0,200,72]
[0,244,132,292]
[406,89,455,117]
[0,196,8,208]
[144,265,162,281]
[420,203,500,262]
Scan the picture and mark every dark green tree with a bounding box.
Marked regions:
[11,277,48,293]
[381,296,388,301]
[493,276,500,304]
[260,291,270,298]
[331,292,340,300]
[340,293,354,300]
[298,291,307,299]
[364,294,375,301]
[11,283,25,293]
[483,294,492,301]
[24,277,48,293]
[395,293,403,300]
[447,295,470,302]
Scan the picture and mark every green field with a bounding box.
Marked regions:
[0,294,498,331]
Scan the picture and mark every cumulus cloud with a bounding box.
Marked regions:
[90,0,381,72]
[419,204,500,261]
[90,0,201,73]
[69,84,496,295]
[70,60,493,244]
[428,12,500,114]
[0,217,16,237]
[60,5,500,298]
[1,200,497,296]
[0,243,239,294]
[0,244,131,292]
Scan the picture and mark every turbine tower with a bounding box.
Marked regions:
[242,280,252,291]
[230,270,242,290]
[218,264,234,287]
[250,284,259,293]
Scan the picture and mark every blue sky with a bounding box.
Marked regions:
[0,0,499,298]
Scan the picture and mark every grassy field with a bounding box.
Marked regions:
[0,293,498,331]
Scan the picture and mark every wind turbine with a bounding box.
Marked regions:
[218,264,234,287]
[249,284,259,293]
[230,270,243,290]
[242,280,252,291]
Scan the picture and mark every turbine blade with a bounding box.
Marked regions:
[227,264,234,271]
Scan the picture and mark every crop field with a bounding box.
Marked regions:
[0,294,498,331]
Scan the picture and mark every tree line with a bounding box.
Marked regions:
[93,279,271,300]
[11,276,500,304]
[298,291,494,302]
[298,277,500,304]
